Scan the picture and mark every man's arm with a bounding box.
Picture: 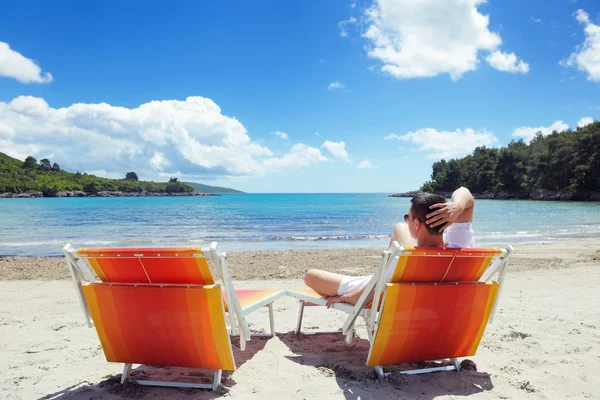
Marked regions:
[425,186,475,232]
[450,186,474,223]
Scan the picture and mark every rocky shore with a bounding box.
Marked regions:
[389,189,600,201]
[0,190,219,198]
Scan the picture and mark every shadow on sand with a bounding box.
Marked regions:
[37,336,269,400]
[277,332,494,400]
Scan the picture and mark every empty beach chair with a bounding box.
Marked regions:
[287,242,512,377]
[63,242,285,389]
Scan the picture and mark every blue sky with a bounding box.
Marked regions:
[0,0,598,193]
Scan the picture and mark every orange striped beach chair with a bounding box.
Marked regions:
[288,242,513,377]
[63,242,285,390]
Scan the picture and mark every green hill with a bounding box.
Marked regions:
[420,120,600,200]
[0,152,194,196]
[183,181,244,194]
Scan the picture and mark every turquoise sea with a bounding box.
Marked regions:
[1,194,599,257]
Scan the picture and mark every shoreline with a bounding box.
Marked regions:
[2,235,600,260]
[0,190,219,198]
[389,190,600,201]
[2,239,599,281]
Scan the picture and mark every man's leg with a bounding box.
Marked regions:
[390,223,417,247]
[303,269,345,297]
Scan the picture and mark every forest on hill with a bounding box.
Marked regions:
[419,121,600,201]
[0,153,194,197]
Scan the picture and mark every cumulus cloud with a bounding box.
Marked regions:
[386,128,499,159]
[577,117,594,128]
[512,120,569,142]
[262,143,328,169]
[485,51,530,74]
[270,130,289,140]
[0,41,53,84]
[563,9,600,82]
[361,0,527,80]
[328,81,345,90]
[150,152,169,171]
[322,140,350,161]
[0,96,327,178]
[339,17,358,37]
[357,160,374,169]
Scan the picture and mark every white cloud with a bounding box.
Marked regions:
[361,0,527,80]
[262,143,328,169]
[339,17,358,37]
[563,9,600,82]
[314,132,320,136]
[386,128,499,159]
[328,81,345,90]
[530,17,542,24]
[577,117,594,128]
[485,51,530,73]
[0,41,53,84]
[357,160,374,169]
[512,120,570,142]
[0,96,328,179]
[150,152,169,171]
[270,130,289,140]
[322,140,350,161]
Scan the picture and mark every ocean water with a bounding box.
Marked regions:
[1,194,599,257]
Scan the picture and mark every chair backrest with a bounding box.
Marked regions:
[389,247,502,283]
[77,247,215,284]
[366,281,499,367]
[82,282,235,371]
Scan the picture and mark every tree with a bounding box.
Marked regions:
[23,156,37,169]
[169,177,178,183]
[40,158,52,171]
[52,163,61,172]
[125,172,139,181]
[421,121,600,198]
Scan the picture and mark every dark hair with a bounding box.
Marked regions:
[410,193,447,236]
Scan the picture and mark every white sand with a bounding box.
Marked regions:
[1,242,599,399]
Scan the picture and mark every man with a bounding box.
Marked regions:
[303,186,475,307]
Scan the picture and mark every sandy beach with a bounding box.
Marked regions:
[1,241,599,399]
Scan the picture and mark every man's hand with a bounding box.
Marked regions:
[325,294,350,308]
[426,202,465,232]
[325,288,364,307]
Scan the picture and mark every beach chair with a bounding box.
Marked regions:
[288,242,513,377]
[63,242,285,390]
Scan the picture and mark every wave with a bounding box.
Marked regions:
[269,234,391,242]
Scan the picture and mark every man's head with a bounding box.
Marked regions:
[405,193,447,237]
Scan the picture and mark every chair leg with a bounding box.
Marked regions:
[345,327,354,344]
[229,311,238,336]
[239,325,246,351]
[212,370,222,391]
[121,363,132,385]
[374,366,387,379]
[295,301,305,336]
[451,358,460,372]
[268,303,275,337]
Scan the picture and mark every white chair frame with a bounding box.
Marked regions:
[63,242,285,389]
[288,242,514,378]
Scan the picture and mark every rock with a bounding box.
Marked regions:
[388,190,452,198]
[388,190,424,198]
[388,189,599,201]
[0,191,44,198]
[0,190,219,198]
